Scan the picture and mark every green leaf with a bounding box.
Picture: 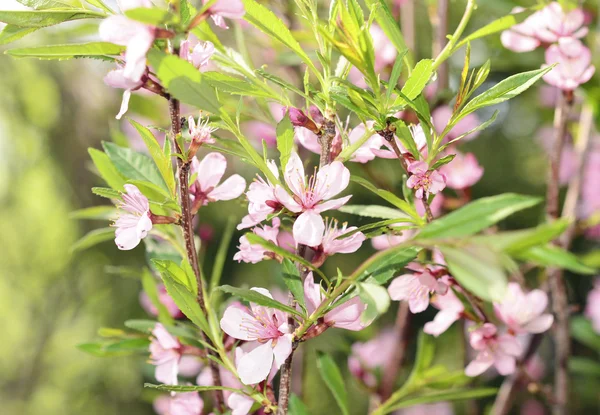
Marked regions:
[338,204,412,220]
[202,71,276,99]
[0,25,38,45]
[88,148,127,191]
[144,383,238,393]
[85,0,113,13]
[393,120,421,159]
[124,7,175,25]
[17,0,78,9]
[430,154,456,170]
[245,233,319,276]
[92,187,120,200]
[152,259,196,294]
[241,0,318,75]
[439,245,507,302]
[385,388,498,413]
[350,175,422,222]
[289,394,310,415]
[141,267,174,324]
[0,10,103,28]
[569,357,600,377]
[218,285,302,317]
[456,10,533,49]
[460,67,553,117]
[281,259,306,311]
[416,193,542,240]
[316,352,349,415]
[276,117,294,171]
[363,0,409,61]
[129,120,176,195]
[70,227,114,253]
[147,49,220,114]
[356,246,420,284]
[358,282,390,323]
[102,141,169,193]
[518,245,596,275]
[69,205,117,220]
[77,338,150,357]
[399,59,433,101]
[209,217,236,291]
[571,316,600,351]
[6,42,125,60]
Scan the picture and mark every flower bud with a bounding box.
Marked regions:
[288,107,309,126]
[309,105,325,126]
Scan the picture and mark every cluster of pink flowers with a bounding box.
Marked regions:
[501,2,595,91]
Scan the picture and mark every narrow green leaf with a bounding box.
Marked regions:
[202,71,276,99]
[338,204,411,220]
[144,383,238,393]
[289,394,310,415]
[569,357,600,377]
[518,245,596,274]
[416,193,542,240]
[209,217,236,290]
[69,205,116,220]
[0,10,103,28]
[147,49,220,114]
[17,0,78,9]
[88,148,127,191]
[456,10,533,49]
[92,187,120,199]
[241,0,317,75]
[276,117,294,171]
[218,285,302,316]
[385,388,498,413]
[430,154,456,170]
[124,7,175,25]
[400,59,433,101]
[245,233,318,275]
[357,246,420,284]
[152,259,196,294]
[6,42,124,60]
[0,25,38,45]
[316,352,349,415]
[364,0,409,62]
[70,227,114,253]
[281,259,306,311]
[129,120,176,195]
[570,316,600,351]
[358,282,390,323]
[77,338,150,357]
[102,141,169,193]
[141,267,174,324]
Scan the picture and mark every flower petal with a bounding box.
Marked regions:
[293,210,325,247]
[283,152,306,198]
[236,341,274,385]
[209,174,246,201]
[220,306,256,341]
[272,334,293,368]
[192,152,228,191]
[314,161,350,200]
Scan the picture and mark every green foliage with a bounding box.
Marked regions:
[218,285,302,316]
[69,205,116,220]
[88,148,127,191]
[124,7,175,26]
[397,59,433,102]
[518,245,596,274]
[276,116,295,171]
[356,245,420,284]
[281,259,306,311]
[6,42,125,60]
[144,383,238,392]
[358,282,390,323]
[363,0,410,65]
[338,204,411,220]
[571,316,600,351]
[0,9,104,28]
[77,338,151,357]
[0,25,38,45]
[70,227,114,253]
[17,0,79,9]
[202,71,277,99]
[316,352,349,415]
[141,267,174,324]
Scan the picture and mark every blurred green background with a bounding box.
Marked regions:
[0,0,598,414]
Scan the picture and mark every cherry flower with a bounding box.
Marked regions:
[304,272,368,331]
[423,286,464,337]
[311,219,366,266]
[196,363,254,415]
[140,284,184,319]
[348,330,396,387]
[150,323,181,385]
[219,288,293,385]
[295,127,341,155]
[542,38,595,91]
[204,0,245,29]
[536,2,588,44]
[233,218,294,263]
[114,184,152,250]
[388,263,448,313]
[465,323,522,377]
[180,38,215,71]
[346,122,385,163]
[238,160,282,229]
[103,67,144,120]
[406,161,447,200]
[584,278,600,333]
[274,152,352,247]
[189,153,246,209]
[500,8,547,53]
[439,151,484,190]
[371,123,427,159]
[432,106,481,142]
[153,392,204,415]
[494,283,554,335]
[188,114,216,146]
[99,0,154,84]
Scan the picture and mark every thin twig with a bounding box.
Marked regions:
[379,302,411,400]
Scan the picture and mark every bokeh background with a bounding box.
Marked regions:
[0,0,598,414]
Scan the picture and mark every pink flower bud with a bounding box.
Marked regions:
[542,38,595,91]
[288,107,309,127]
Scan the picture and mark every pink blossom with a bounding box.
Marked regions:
[320,220,366,256]
[406,161,446,200]
[388,263,448,313]
[181,38,215,71]
[494,283,554,334]
[395,402,454,415]
[153,390,204,415]
[238,160,282,229]
[140,284,184,318]
[304,272,368,331]
[581,145,600,218]
[99,0,154,83]
[465,323,522,377]
[114,184,152,250]
[234,218,294,263]
[500,8,547,53]
[188,114,216,145]
[346,122,385,163]
[415,193,444,218]
[295,127,339,155]
[536,2,589,44]
[432,106,480,142]
[274,153,351,247]
[196,364,254,415]
[348,330,396,387]
[439,151,484,190]
[220,288,292,385]
[371,229,415,250]
[150,323,181,385]
[372,123,427,159]
[103,67,144,119]
[585,278,600,333]
[189,153,246,207]
[205,0,245,29]
[542,38,595,91]
[242,121,277,147]
[424,286,464,337]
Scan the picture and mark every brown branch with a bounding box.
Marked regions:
[379,302,411,400]
[317,119,337,168]
[168,46,225,411]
